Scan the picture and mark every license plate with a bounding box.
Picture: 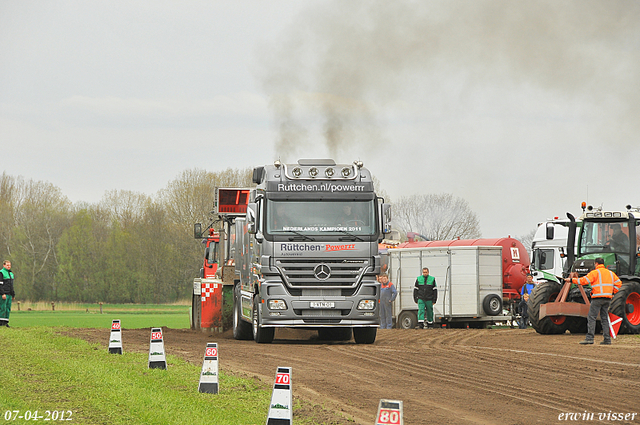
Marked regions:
[310,301,335,308]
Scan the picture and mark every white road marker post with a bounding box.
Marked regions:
[266,366,292,425]
[148,327,167,370]
[108,319,123,354]
[198,343,219,394]
[375,399,403,425]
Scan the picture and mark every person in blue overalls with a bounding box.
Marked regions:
[378,273,397,329]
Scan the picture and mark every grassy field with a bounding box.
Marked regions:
[0,326,339,425]
[8,302,191,329]
[0,327,274,424]
[0,304,342,424]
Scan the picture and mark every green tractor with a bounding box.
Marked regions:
[529,205,640,335]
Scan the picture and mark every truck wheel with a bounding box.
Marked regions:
[252,297,275,343]
[610,280,640,334]
[397,311,418,329]
[528,281,569,334]
[233,284,252,340]
[353,327,377,344]
[318,328,352,341]
[482,294,502,316]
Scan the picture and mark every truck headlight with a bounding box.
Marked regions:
[357,300,376,310]
[268,299,287,310]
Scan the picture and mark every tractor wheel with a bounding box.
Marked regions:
[610,280,640,334]
[566,287,588,334]
[566,317,588,334]
[528,281,569,335]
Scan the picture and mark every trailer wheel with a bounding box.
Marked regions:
[233,284,252,340]
[528,281,569,334]
[482,294,502,316]
[610,280,640,334]
[397,311,418,329]
[353,327,377,344]
[252,297,275,343]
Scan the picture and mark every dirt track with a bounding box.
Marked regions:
[72,327,640,424]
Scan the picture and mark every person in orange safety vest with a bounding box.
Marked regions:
[565,257,622,345]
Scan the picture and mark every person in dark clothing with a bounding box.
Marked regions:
[413,267,437,329]
[518,293,530,329]
[0,260,15,327]
[605,223,629,252]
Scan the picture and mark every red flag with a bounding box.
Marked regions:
[608,312,623,339]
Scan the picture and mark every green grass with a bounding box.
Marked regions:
[9,303,190,329]
[0,327,276,424]
[0,305,347,424]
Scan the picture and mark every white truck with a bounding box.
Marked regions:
[388,246,506,329]
[530,218,580,281]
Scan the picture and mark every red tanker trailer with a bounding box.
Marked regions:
[395,234,530,301]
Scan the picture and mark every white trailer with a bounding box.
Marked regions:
[389,246,506,329]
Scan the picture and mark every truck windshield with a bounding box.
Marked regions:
[266,200,376,236]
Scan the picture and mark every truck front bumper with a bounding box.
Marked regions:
[258,280,380,327]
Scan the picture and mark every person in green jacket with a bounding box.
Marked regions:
[413,267,437,329]
[0,260,15,327]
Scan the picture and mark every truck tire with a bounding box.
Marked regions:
[610,280,640,334]
[353,327,377,344]
[397,311,418,329]
[233,284,252,340]
[252,297,275,343]
[482,294,502,316]
[528,281,569,334]
[317,328,352,341]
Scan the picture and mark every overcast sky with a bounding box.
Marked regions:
[2,1,639,238]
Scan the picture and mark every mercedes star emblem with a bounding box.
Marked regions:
[314,263,331,280]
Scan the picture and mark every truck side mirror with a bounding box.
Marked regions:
[545,223,554,240]
[382,204,392,234]
[247,203,257,234]
[194,223,203,239]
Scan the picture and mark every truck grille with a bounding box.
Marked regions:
[275,258,369,289]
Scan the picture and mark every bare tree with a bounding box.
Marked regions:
[392,193,481,240]
[372,175,390,203]
[516,227,537,254]
[11,177,72,299]
[98,190,151,229]
[158,167,254,231]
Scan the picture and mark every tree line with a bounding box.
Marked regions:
[0,169,483,303]
[0,169,253,303]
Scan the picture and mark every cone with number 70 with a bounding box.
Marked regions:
[266,366,292,425]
